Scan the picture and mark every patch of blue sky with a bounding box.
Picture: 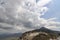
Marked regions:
[41,0,60,22]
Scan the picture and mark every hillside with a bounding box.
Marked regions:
[19,27,60,40]
[0,33,22,40]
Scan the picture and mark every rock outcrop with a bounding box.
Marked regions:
[18,27,60,40]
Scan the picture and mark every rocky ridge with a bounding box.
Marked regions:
[18,27,60,40]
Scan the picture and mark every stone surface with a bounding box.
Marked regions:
[18,27,60,40]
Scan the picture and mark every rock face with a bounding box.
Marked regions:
[32,32,50,40]
[18,27,60,40]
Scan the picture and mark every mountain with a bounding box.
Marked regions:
[33,27,60,36]
[0,33,22,39]
[24,27,60,35]
[19,27,60,40]
[0,27,60,40]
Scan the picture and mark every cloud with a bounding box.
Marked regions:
[37,0,52,7]
[0,0,60,34]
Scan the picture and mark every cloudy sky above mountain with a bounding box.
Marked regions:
[0,0,60,34]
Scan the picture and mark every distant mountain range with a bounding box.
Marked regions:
[34,27,60,35]
[0,33,22,39]
[34,27,59,32]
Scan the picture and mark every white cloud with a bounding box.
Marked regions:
[37,0,52,7]
[0,0,60,34]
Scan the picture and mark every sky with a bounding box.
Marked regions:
[42,0,60,22]
[0,0,60,34]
